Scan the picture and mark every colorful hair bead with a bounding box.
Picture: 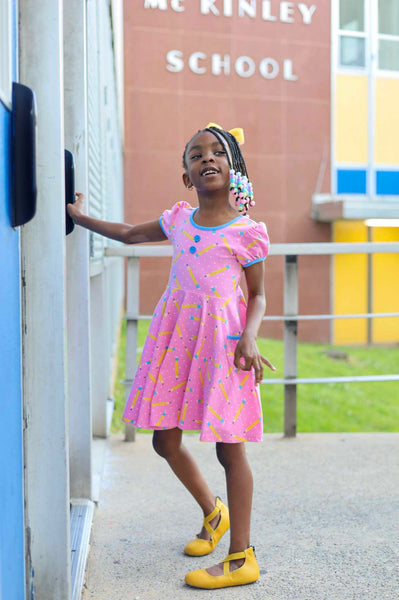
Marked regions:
[229,168,255,215]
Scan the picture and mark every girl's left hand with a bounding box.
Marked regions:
[67,192,85,223]
[234,333,276,385]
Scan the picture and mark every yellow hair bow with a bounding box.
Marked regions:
[206,122,245,145]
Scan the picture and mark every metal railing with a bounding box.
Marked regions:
[106,242,399,438]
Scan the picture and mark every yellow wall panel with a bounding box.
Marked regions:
[335,75,368,163]
[371,227,399,342]
[333,221,368,345]
[375,78,399,165]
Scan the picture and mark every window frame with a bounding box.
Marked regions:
[377,0,399,74]
[337,0,368,71]
[336,1,399,77]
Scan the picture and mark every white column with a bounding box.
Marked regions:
[64,0,93,499]
[19,1,71,599]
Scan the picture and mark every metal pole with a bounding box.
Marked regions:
[125,257,140,441]
[367,226,373,344]
[284,255,298,437]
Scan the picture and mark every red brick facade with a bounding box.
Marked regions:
[124,0,331,341]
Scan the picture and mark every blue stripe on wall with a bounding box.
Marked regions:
[337,169,367,194]
[376,170,399,195]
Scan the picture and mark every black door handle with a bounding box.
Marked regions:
[12,82,37,227]
[65,149,75,235]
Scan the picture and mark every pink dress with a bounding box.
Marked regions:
[122,201,270,442]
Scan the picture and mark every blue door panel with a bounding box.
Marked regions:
[0,1,26,596]
[0,100,25,600]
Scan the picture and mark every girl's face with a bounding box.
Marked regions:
[183,130,232,193]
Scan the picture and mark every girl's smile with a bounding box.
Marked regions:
[200,167,220,177]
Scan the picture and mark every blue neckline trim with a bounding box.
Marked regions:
[190,208,242,230]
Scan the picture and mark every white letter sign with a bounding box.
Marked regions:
[144,0,167,9]
[171,0,185,12]
[259,57,279,79]
[280,2,295,23]
[238,0,256,18]
[235,56,256,78]
[283,59,298,80]
[212,54,231,75]
[201,0,220,16]
[189,52,207,74]
[223,0,233,17]
[161,1,318,82]
[166,50,184,72]
[298,3,317,24]
[262,0,277,21]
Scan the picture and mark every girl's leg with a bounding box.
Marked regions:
[206,442,253,575]
[152,428,219,538]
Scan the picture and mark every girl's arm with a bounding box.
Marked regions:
[67,193,167,244]
[234,260,275,383]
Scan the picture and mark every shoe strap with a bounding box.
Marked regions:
[203,497,221,536]
[222,549,247,575]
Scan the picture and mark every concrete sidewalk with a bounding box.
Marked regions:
[82,433,399,600]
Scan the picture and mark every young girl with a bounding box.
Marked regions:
[68,123,274,590]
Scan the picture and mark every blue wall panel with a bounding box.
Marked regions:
[0,101,25,600]
[0,1,26,598]
[337,169,367,194]
[376,170,399,195]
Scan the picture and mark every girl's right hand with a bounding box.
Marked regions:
[67,192,85,223]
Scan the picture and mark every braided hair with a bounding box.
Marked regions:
[182,126,254,215]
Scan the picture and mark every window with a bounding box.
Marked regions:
[339,36,366,68]
[378,0,399,35]
[378,0,399,71]
[338,0,366,68]
[0,0,12,106]
[340,0,365,31]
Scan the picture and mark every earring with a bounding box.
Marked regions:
[186,185,193,191]
[229,169,255,214]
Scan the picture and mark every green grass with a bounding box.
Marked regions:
[111,318,399,434]
[112,316,127,432]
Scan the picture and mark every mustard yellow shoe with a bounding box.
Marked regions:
[184,497,230,557]
[185,546,259,589]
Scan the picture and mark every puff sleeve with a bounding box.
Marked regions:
[236,221,270,267]
[159,201,192,242]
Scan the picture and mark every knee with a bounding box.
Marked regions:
[216,442,244,470]
[152,431,181,460]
